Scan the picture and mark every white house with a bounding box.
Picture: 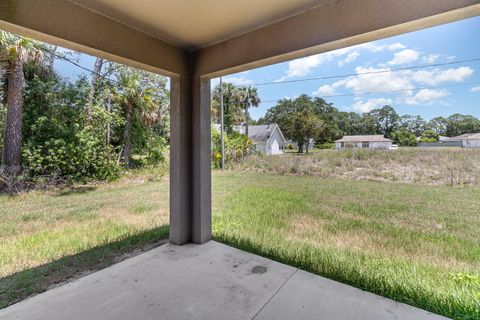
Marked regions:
[213,123,287,155]
[248,124,287,155]
[450,133,480,148]
[335,135,393,150]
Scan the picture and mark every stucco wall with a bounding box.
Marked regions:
[463,139,480,148]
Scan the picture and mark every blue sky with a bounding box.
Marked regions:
[55,16,480,121]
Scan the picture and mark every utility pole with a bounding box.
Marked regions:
[220,77,225,170]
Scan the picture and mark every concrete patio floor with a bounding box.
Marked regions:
[0,241,448,320]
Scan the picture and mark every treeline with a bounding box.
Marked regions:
[213,80,480,152]
[258,94,480,148]
[0,32,169,191]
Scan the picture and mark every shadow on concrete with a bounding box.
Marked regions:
[0,225,169,309]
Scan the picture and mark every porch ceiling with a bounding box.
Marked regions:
[69,0,333,49]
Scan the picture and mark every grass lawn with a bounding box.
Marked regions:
[213,173,480,320]
[0,172,479,319]
[0,174,170,308]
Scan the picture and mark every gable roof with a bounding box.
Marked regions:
[450,133,480,140]
[248,124,286,144]
[335,135,393,143]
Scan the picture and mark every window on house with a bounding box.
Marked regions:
[362,142,369,148]
[341,142,345,148]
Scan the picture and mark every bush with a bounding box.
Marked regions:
[22,127,120,183]
[143,136,167,167]
[211,127,252,168]
[391,130,417,146]
[316,142,334,150]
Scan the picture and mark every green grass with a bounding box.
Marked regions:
[0,171,479,319]
[0,175,170,308]
[212,173,480,320]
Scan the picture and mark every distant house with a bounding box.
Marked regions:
[450,133,480,148]
[335,135,393,150]
[248,124,287,155]
[213,123,287,155]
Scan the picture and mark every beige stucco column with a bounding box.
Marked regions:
[169,70,211,245]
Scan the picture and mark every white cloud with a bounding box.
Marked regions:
[405,89,449,105]
[411,67,474,85]
[222,76,253,86]
[277,41,407,81]
[338,51,359,67]
[210,76,253,87]
[471,86,480,93]
[277,54,327,81]
[388,49,419,65]
[422,54,439,64]
[343,66,411,93]
[313,84,336,96]
[352,98,393,113]
[388,43,406,50]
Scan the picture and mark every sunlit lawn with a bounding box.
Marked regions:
[0,171,479,319]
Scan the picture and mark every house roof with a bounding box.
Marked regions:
[248,124,286,144]
[450,133,480,141]
[335,135,393,143]
[69,0,329,49]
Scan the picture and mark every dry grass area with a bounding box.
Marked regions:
[232,148,480,186]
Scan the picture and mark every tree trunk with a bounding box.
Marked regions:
[298,143,304,153]
[86,57,104,119]
[121,105,133,167]
[49,46,57,71]
[105,93,112,157]
[2,59,25,177]
[244,106,249,137]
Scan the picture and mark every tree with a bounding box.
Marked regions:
[265,95,324,153]
[86,57,104,119]
[399,115,425,136]
[113,66,168,167]
[445,114,480,137]
[211,82,243,134]
[236,86,260,137]
[391,130,417,146]
[0,32,44,177]
[420,129,439,143]
[426,116,448,136]
[370,105,399,137]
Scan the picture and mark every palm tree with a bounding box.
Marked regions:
[236,86,260,137]
[211,82,243,134]
[0,31,43,177]
[114,67,164,167]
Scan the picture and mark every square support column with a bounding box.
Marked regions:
[169,73,211,245]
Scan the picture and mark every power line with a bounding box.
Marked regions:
[259,81,480,103]
[235,58,480,87]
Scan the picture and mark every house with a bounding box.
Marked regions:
[450,133,480,148]
[335,135,393,150]
[213,123,287,155]
[248,124,287,155]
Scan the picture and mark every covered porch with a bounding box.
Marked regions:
[0,241,447,320]
[0,0,479,319]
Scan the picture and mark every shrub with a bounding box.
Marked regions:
[143,136,167,167]
[391,130,417,146]
[316,142,334,150]
[211,126,253,168]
